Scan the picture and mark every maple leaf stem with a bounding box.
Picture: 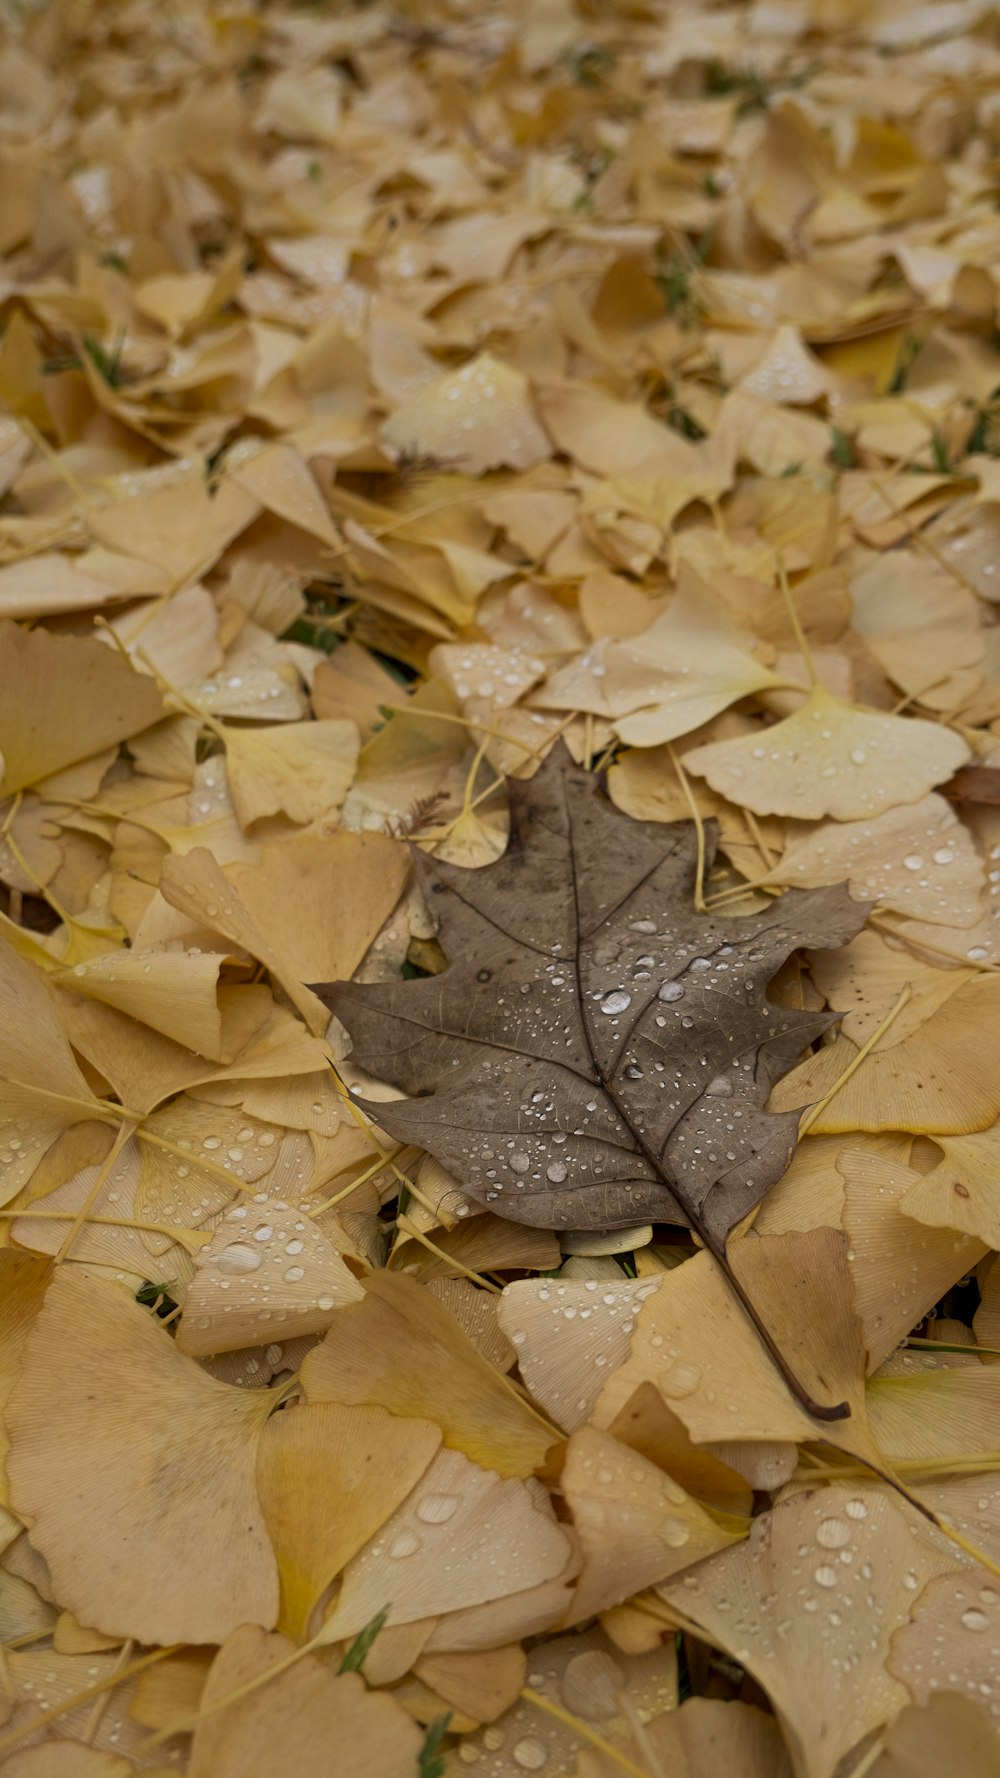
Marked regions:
[701,1224,850,1423]
[595,1044,850,1422]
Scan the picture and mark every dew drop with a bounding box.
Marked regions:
[658,982,684,1003]
[814,1565,838,1589]
[601,990,632,1015]
[416,1493,459,1525]
[962,1608,990,1632]
[389,1530,421,1559]
[816,1517,851,1549]
[216,1244,262,1275]
[512,1739,549,1771]
[705,1075,733,1097]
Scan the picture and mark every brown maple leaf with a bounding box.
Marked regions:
[314,746,868,1417]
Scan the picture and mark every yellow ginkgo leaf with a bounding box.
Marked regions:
[224,719,359,829]
[850,549,985,710]
[772,794,984,927]
[866,1363,1000,1467]
[176,1195,363,1357]
[771,977,1000,1134]
[319,1444,573,1641]
[561,1424,743,1624]
[0,1745,135,1776]
[593,1229,878,1465]
[497,1275,661,1433]
[0,941,109,1203]
[660,1485,963,1778]
[226,831,409,990]
[0,1252,49,1504]
[255,1401,441,1642]
[187,1626,422,1778]
[534,565,791,745]
[228,441,341,548]
[6,1268,279,1645]
[836,1148,986,1371]
[381,354,551,476]
[896,1124,1000,1247]
[54,949,237,1062]
[607,1381,754,1517]
[451,1628,677,1775]
[809,932,972,1050]
[159,847,329,1033]
[888,1576,1000,1742]
[301,1271,556,1478]
[0,622,164,796]
[684,686,969,820]
[866,1694,1000,1778]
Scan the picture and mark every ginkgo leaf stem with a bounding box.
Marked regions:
[391,1212,501,1292]
[798,986,911,1135]
[54,1117,136,1265]
[0,1645,179,1759]
[519,1687,654,1778]
[776,554,819,687]
[666,744,707,913]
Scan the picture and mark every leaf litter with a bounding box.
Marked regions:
[5,0,1000,1773]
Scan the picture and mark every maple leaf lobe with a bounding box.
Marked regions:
[314,748,867,1240]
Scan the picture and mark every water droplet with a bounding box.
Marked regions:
[512,1738,548,1771]
[416,1493,459,1525]
[816,1517,851,1549]
[962,1608,990,1632]
[216,1244,262,1275]
[814,1565,838,1589]
[601,990,631,1015]
[903,854,924,872]
[546,1161,568,1183]
[844,1498,868,1520]
[509,1153,530,1174]
[389,1530,421,1558]
[705,1075,732,1097]
[658,982,684,1002]
[662,1519,690,1548]
[284,1266,304,1283]
[660,1361,701,1399]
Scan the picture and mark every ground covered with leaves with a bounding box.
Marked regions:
[4,0,1000,1773]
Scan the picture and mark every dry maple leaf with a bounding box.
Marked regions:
[315,746,867,1417]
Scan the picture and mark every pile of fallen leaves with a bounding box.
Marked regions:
[5,0,1000,1772]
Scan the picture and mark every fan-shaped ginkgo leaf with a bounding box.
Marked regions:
[534,567,791,745]
[660,1486,964,1778]
[888,1574,1000,1740]
[771,977,1000,1133]
[256,1402,441,1642]
[561,1424,743,1623]
[382,355,551,476]
[301,1272,556,1478]
[177,1195,363,1357]
[0,942,108,1202]
[319,1444,574,1641]
[771,794,984,927]
[224,720,359,829]
[684,687,969,820]
[6,1268,278,1646]
[187,1627,422,1778]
